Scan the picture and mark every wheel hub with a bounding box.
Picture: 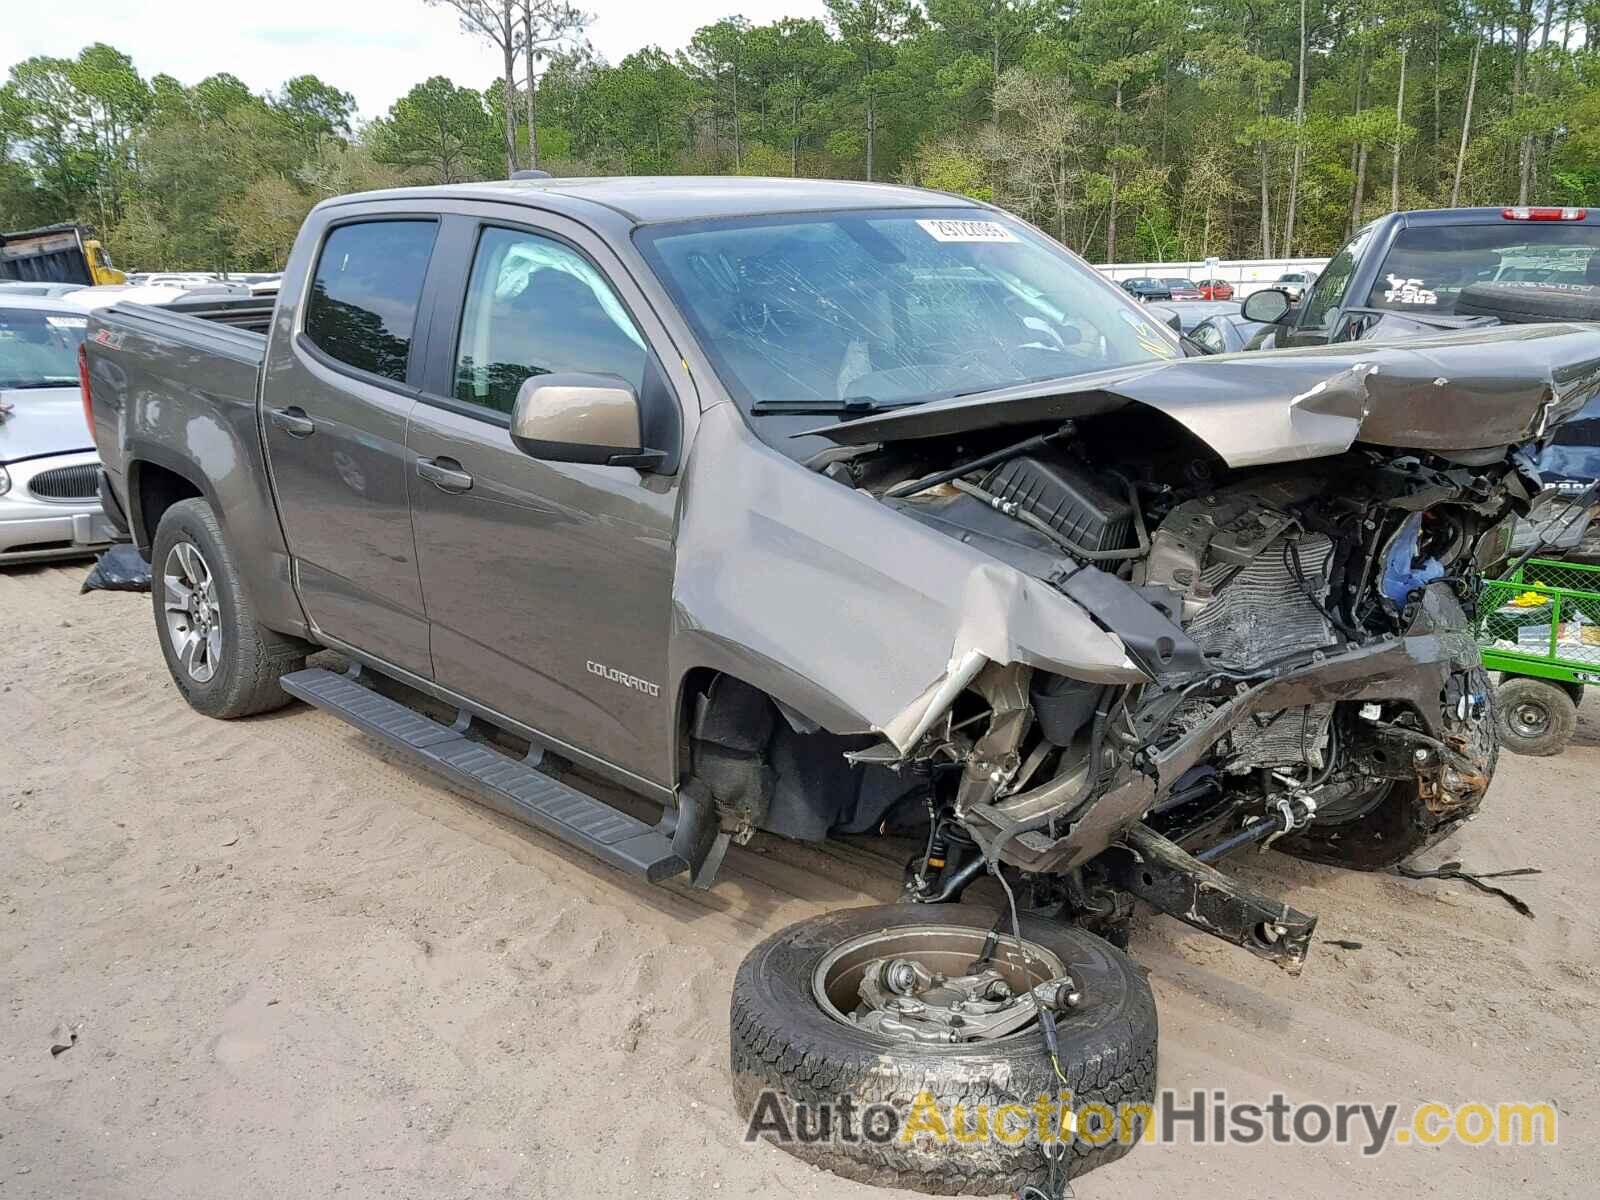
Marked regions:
[1511,702,1550,738]
[163,540,224,684]
[812,924,1070,1045]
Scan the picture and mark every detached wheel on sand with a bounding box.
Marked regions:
[730,904,1157,1195]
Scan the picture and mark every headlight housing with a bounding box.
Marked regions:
[0,464,11,497]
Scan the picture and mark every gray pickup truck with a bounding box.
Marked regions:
[83,178,1600,1191]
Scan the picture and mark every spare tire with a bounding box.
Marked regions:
[730,903,1157,1194]
[1454,281,1600,324]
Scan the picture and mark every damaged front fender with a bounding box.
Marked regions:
[668,404,1148,762]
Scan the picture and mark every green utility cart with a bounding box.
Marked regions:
[1479,557,1600,755]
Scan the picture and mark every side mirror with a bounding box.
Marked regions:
[1241,288,1293,324]
[509,372,664,470]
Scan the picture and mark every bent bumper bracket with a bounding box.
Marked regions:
[1105,822,1319,974]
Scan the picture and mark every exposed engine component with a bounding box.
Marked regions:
[981,453,1135,553]
[820,403,1531,972]
[1182,531,1340,668]
[1142,486,1314,620]
[846,954,1061,1044]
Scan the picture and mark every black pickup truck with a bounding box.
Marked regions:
[1242,205,1600,349]
[81,178,1600,1192]
[1240,206,1600,551]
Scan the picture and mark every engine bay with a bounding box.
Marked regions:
[799,402,1538,968]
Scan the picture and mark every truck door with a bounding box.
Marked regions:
[406,214,684,789]
[262,215,438,677]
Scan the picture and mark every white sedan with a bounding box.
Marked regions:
[0,295,120,564]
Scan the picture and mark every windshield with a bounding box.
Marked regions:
[0,307,87,389]
[1164,278,1196,288]
[1367,221,1600,314]
[635,208,1178,413]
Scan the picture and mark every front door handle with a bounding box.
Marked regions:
[417,456,473,493]
[269,406,315,437]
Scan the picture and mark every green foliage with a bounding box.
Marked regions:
[8,1,1600,270]
[371,76,499,181]
[907,140,994,198]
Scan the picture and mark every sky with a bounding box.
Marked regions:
[7,0,829,121]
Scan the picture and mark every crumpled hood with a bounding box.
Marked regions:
[809,322,1600,468]
[0,386,93,464]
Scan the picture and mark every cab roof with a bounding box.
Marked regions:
[328,176,978,226]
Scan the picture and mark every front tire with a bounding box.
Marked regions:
[731,904,1157,1194]
[1275,669,1499,869]
[151,498,308,718]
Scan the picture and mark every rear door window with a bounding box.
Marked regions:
[304,220,438,382]
[1190,321,1225,353]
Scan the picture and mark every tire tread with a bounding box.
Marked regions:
[729,906,1158,1194]
[151,498,309,719]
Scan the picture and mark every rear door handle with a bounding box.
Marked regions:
[417,456,473,493]
[269,406,315,437]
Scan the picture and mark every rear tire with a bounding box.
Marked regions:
[1495,676,1578,756]
[151,498,308,718]
[731,904,1157,1194]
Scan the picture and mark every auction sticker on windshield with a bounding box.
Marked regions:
[917,218,1019,243]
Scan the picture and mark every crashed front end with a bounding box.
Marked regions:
[675,324,1600,973]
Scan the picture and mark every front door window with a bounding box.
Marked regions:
[452,227,647,415]
[1299,224,1374,332]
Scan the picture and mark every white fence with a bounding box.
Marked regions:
[1094,257,1331,298]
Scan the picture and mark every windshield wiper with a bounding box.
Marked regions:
[0,376,78,390]
[750,396,920,416]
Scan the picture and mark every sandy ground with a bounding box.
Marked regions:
[1,559,1594,1198]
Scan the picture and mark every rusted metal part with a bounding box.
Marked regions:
[1370,723,1493,815]
[1108,823,1319,974]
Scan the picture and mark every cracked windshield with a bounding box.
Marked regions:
[638,209,1178,414]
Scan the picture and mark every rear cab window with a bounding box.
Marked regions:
[1365,220,1600,314]
[304,220,438,382]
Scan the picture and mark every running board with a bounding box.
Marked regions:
[280,667,689,883]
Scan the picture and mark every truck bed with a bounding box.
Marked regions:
[84,295,306,638]
[99,299,270,366]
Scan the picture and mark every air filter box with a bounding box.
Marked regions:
[982,454,1134,553]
